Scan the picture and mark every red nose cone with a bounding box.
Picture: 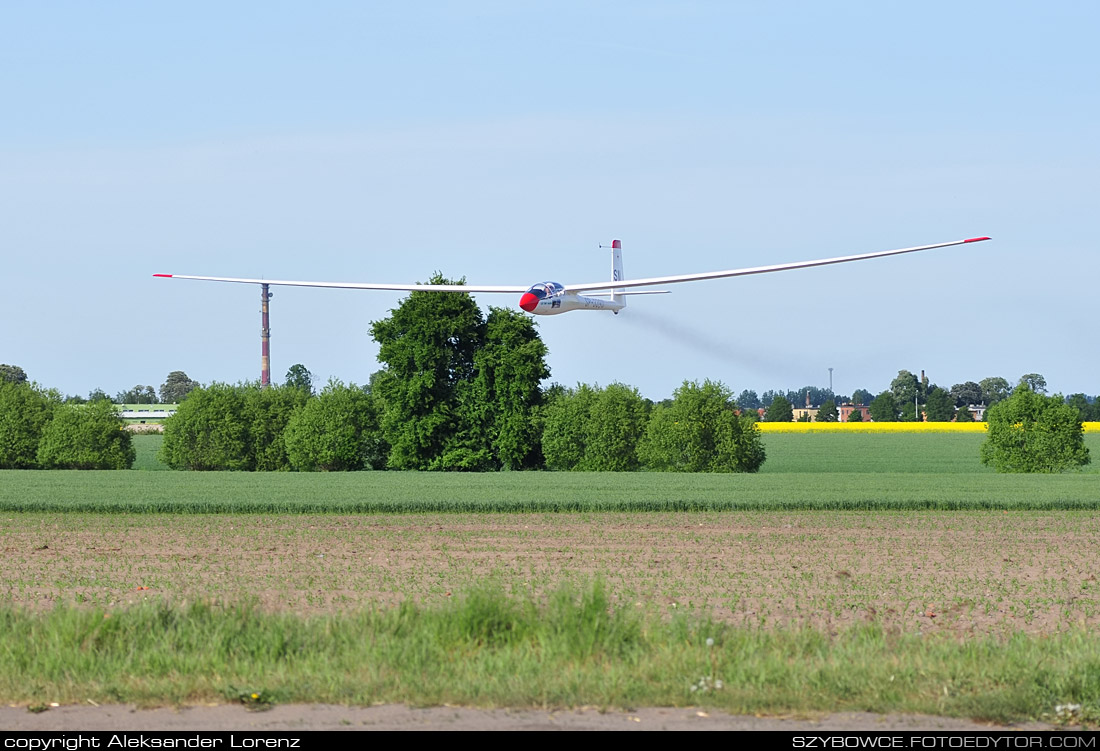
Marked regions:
[519,293,539,312]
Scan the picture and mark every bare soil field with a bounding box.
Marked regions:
[4,511,1099,636]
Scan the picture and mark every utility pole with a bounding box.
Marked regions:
[828,367,833,395]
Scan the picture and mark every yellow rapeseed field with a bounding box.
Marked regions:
[756,421,1100,433]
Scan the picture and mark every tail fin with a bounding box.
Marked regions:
[611,239,625,307]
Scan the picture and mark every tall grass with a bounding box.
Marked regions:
[2,584,1097,723]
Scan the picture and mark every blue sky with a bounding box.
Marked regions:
[2,2,1096,401]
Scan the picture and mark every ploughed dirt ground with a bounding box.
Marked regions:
[5,512,1099,634]
[3,511,1098,730]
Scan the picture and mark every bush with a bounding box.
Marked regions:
[541,383,650,471]
[0,382,57,468]
[638,380,765,472]
[37,401,135,469]
[160,383,251,470]
[284,380,385,471]
[980,384,1090,473]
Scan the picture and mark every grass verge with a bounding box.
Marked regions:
[2,582,1097,725]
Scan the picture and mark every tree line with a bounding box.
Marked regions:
[745,371,1099,424]
[0,381,135,469]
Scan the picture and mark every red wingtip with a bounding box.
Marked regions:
[963,236,991,243]
[612,239,621,249]
[153,273,173,277]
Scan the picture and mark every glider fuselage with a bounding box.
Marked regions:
[519,282,625,315]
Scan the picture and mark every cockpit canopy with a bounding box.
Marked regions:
[525,282,565,300]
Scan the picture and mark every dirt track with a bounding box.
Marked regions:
[0,704,1063,731]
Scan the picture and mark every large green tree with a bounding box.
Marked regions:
[0,381,57,468]
[1018,373,1047,394]
[37,400,135,469]
[737,389,761,411]
[463,308,550,470]
[980,384,1090,473]
[764,394,793,423]
[1064,394,1093,423]
[869,391,899,422]
[638,380,765,473]
[980,377,1010,406]
[370,277,486,470]
[371,279,550,470]
[890,370,923,420]
[924,386,956,422]
[160,371,199,403]
[816,399,838,423]
[0,364,28,384]
[284,364,314,394]
[949,381,982,408]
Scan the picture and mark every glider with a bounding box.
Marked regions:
[155,236,990,316]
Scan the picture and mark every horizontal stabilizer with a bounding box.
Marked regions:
[585,290,670,296]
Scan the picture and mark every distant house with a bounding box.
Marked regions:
[793,406,818,422]
[840,403,870,422]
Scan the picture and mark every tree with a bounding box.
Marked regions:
[36,400,135,469]
[87,388,111,403]
[869,391,899,422]
[284,364,314,394]
[764,394,793,423]
[890,370,921,417]
[638,380,765,473]
[0,381,57,468]
[370,278,550,470]
[0,364,27,384]
[816,399,838,422]
[541,384,597,471]
[1064,394,1092,423]
[243,384,311,471]
[980,377,1011,406]
[949,381,982,408]
[582,383,650,471]
[159,383,250,470]
[370,277,482,469]
[955,404,974,422]
[924,386,955,422]
[847,405,864,422]
[980,384,1090,473]
[541,383,649,471]
[116,385,157,404]
[1018,373,1047,394]
[850,389,873,406]
[737,389,761,411]
[284,380,384,471]
[463,308,550,470]
[160,371,199,402]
